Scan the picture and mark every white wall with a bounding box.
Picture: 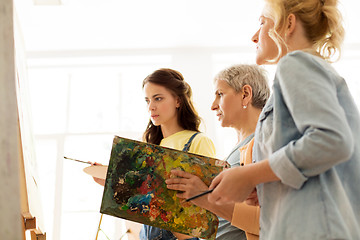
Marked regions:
[15,1,360,239]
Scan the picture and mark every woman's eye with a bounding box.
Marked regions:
[259,17,265,26]
[218,92,223,97]
[155,97,162,101]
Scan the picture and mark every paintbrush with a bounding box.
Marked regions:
[64,156,92,165]
[185,189,214,202]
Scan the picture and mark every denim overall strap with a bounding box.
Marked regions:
[182,132,200,152]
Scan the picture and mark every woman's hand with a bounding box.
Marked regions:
[165,170,209,205]
[208,160,279,205]
[93,176,106,186]
[89,161,102,166]
[207,166,256,205]
[89,162,106,186]
[245,189,259,206]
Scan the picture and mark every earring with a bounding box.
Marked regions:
[243,105,247,109]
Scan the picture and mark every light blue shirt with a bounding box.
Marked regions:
[253,51,360,239]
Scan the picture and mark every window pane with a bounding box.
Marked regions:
[28,69,69,134]
[68,70,120,133]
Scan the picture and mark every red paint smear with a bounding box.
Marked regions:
[160,212,169,222]
[145,156,155,166]
[139,175,153,194]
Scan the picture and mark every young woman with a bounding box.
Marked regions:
[208,0,360,239]
[166,64,270,240]
[140,68,216,240]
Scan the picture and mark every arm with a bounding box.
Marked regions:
[166,170,235,221]
[208,53,354,204]
[166,170,224,240]
[172,134,263,233]
[166,169,262,235]
[207,160,279,205]
[271,52,353,189]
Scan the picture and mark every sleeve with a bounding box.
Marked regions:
[189,133,216,158]
[231,202,260,236]
[232,137,260,236]
[269,52,354,189]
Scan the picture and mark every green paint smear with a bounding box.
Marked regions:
[100,136,225,239]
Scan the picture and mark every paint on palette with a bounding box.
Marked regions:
[100,136,229,239]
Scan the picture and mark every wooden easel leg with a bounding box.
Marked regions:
[22,215,26,240]
[30,229,46,240]
[95,214,103,240]
[23,213,36,231]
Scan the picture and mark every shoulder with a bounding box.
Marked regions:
[278,51,319,71]
[276,51,342,86]
[189,132,216,158]
[179,130,211,142]
[278,50,338,75]
[192,132,214,145]
[280,50,317,61]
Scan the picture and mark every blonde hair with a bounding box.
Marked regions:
[264,0,345,61]
[214,64,270,109]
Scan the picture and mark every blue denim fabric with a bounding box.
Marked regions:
[140,225,199,240]
[253,51,360,239]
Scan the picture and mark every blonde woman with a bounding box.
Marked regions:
[208,0,360,239]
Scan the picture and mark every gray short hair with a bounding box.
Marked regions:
[214,64,270,109]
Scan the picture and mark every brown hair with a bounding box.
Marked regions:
[142,68,201,144]
[264,0,344,61]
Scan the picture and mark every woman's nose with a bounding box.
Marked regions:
[148,101,155,111]
[211,99,218,111]
[251,29,259,43]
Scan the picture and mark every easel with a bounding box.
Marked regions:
[0,0,46,239]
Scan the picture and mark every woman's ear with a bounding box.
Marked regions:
[242,85,253,106]
[286,13,297,35]
[175,97,181,109]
